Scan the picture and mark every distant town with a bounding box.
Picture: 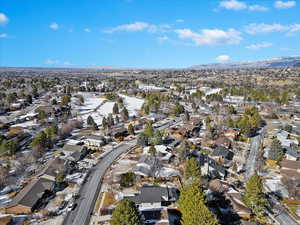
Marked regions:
[0,66,300,225]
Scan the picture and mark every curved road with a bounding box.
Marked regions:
[62,139,136,225]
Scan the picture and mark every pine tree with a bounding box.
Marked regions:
[184,158,201,183]
[184,110,190,121]
[177,140,190,162]
[149,130,163,145]
[121,107,129,121]
[87,115,95,126]
[244,173,268,215]
[226,117,234,128]
[137,133,148,146]
[50,123,58,136]
[128,124,135,135]
[179,182,220,225]
[269,138,283,161]
[144,121,154,137]
[113,103,119,114]
[110,199,141,225]
[149,145,157,157]
[102,116,108,129]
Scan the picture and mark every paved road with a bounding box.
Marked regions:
[62,118,182,225]
[267,194,300,225]
[62,139,137,225]
[244,129,265,181]
[244,135,262,180]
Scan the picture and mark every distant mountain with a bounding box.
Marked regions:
[190,56,300,69]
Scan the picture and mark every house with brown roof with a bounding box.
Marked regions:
[280,160,300,172]
[214,136,232,149]
[225,189,251,219]
[39,157,65,181]
[5,177,54,214]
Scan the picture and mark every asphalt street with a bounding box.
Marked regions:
[62,139,136,225]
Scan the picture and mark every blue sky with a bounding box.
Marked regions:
[0,0,299,68]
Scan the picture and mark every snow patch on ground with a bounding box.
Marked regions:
[119,94,144,116]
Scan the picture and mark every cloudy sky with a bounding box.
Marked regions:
[0,0,299,68]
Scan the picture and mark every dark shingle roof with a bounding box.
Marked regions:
[6,177,54,209]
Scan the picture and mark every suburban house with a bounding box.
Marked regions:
[126,185,179,209]
[214,136,232,149]
[211,146,234,162]
[140,208,180,225]
[285,147,300,161]
[5,178,54,214]
[39,157,66,181]
[192,152,228,180]
[225,188,252,219]
[84,135,106,147]
[109,127,128,139]
[224,129,240,142]
[280,160,300,172]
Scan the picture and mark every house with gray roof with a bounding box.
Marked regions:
[126,185,179,209]
[5,177,54,214]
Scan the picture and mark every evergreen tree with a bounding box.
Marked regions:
[115,115,120,124]
[39,110,47,121]
[150,130,163,145]
[184,110,190,121]
[31,131,48,149]
[110,199,141,225]
[144,121,154,137]
[102,116,108,129]
[149,145,157,157]
[61,95,71,105]
[178,182,219,225]
[137,133,148,146]
[226,117,234,128]
[50,123,58,136]
[26,94,32,104]
[244,173,268,215]
[113,103,119,114]
[269,138,283,161]
[87,115,95,126]
[184,158,201,183]
[177,140,191,162]
[121,107,129,121]
[128,124,135,135]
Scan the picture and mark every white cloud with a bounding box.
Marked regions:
[219,0,247,10]
[63,61,74,66]
[219,1,268,11]
[176,19,184,23]
[245,23,300,35]
[245,23,287,34]
[0,13,9,25]
[84,28,91,32]
[157,36,169,41]
[104,22,149,33]
[280,47,290,51]
[175,28,242,46]
[289,24,300,34]
[0,33,8,38]
[216,55,230,62]
[248,5,269,11]
[45,59,60,65]
[274,1,296,9]
[49,22,59,30]
[246,42,272,50]
[104,22,171,33]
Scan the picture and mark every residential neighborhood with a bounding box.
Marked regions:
[0,65,299,225]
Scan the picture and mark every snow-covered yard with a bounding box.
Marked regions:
[74,93,105,115]
[119,94,144,116]
[11,120,38,128]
